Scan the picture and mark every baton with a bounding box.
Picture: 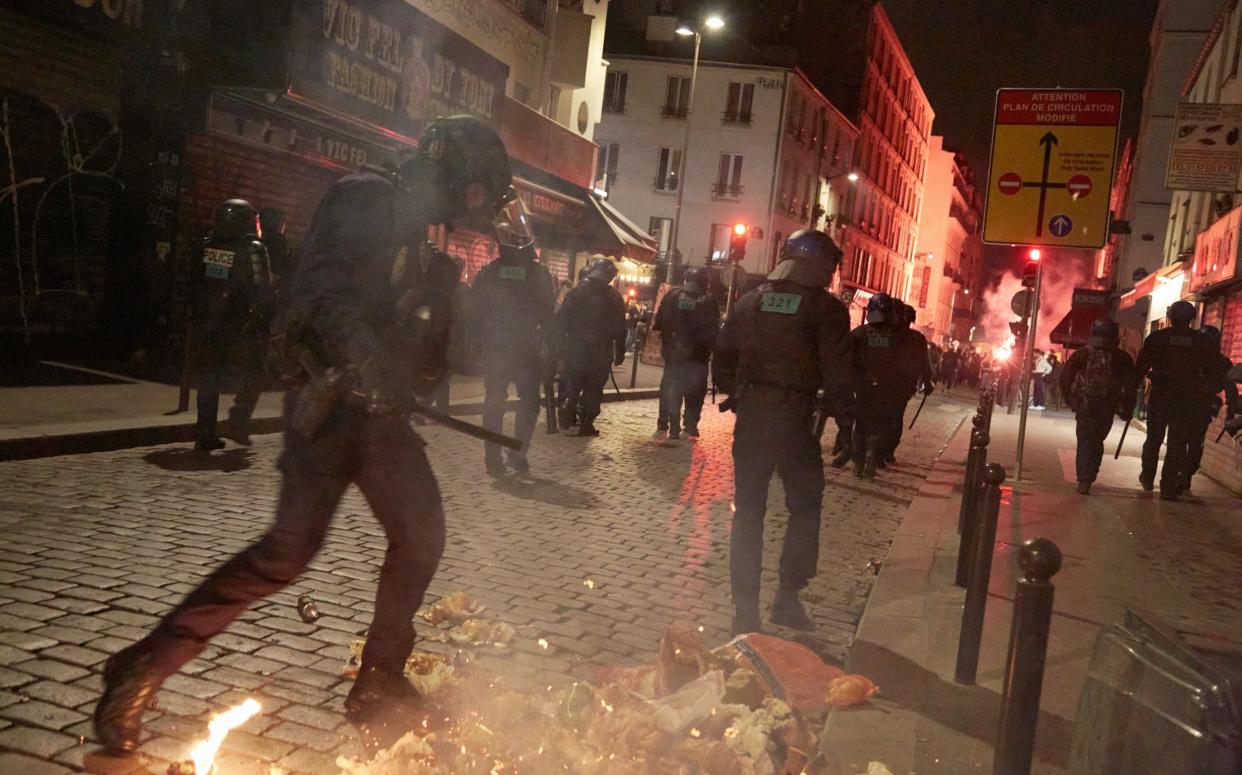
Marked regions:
[908,391,930,430]
[410,403,523,450]
[1113,419,1131,459]
[609,369,622,396]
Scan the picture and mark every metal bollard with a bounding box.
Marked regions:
[629,325,646,389]
[955,462,1006,685]
[955,420,990,586]
[994,538,1062,775]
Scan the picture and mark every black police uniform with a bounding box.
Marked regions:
[1184,350,1238,487]
[714,275,850,629]
[848,320,908,476]
[1059,343,1135,489]
[190,205,272,448]
[556,277,626,434]
[654,285,720,437]
[1135,323,1215,496]
[470,247,556,470]
[886,313,932,460]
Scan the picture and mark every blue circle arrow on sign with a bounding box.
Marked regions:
[1048,214,1073,237]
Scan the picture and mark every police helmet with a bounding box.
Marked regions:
[405,116,531,248]
[213,199,260,240]
[902,303,917,327]
[1088,318,1120,347]
[1201,324,1222,348]
[767,229,843,288]
[583,256,618,284]
[866,293,895,325]
[1167,300,1196,324]
[682,266,710,294]
[258,208,287,240]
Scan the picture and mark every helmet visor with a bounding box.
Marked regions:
[493,195,536,249]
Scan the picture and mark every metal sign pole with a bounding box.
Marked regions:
[1014,257,1044,481]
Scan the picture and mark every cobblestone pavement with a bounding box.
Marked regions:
[0,395,969,774]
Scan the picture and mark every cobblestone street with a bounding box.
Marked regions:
[0,396,970,774]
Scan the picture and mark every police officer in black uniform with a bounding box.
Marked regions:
[470,242,556,475]
[1135,300,1215,500]
[259,207,292,287]
[1058,319,1136,495]
[94,116,525,753]
[190,199,272,450]
[556,257,627,437]
[886,302,934,463]
[654,265,720,439]
[848,293,907,479]
[1183,324,1238,494]
[715,229,851,635]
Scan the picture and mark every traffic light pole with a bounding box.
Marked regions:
[1014,255,1044,481]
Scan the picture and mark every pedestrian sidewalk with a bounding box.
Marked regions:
[0,356,664,459]
[820,400,1242,773]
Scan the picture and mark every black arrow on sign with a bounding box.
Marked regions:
[1035,131,1058,236]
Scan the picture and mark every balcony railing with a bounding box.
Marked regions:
[654,176,679,192]
[499,0,548,29]
[661,105,689,119]
[722,111,752,126]
[712,182,745,199]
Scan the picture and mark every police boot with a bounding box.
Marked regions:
[223,409,252,446]
[558,405,577,428]
[94,643,167,753]
[1076,480,1092,495]
[578,419,600,437]
[857,450,878,480]
[193,435,225,452]
[485,451,506,477]
[345,666,424,727]
[505,449,530,476]
[769,585,815,631]
[732,598,762,636]
[831,449,852,469]
[1138,471,1155,492]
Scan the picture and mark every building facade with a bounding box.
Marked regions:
[595,22,859,284]
[915,137,983,346]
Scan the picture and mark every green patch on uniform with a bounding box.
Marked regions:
[867,334,891,348]
[678,296,698,310]
[205,264,230,280]
[499,265,528,280]
[759,292,801,314]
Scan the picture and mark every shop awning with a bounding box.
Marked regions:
[585,196,658,263]
[1050,288,1111,348]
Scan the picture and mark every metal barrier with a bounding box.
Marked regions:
[955,462,1006,685]
[994,538,1062,775]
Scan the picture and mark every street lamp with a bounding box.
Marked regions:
[666,14,725,282]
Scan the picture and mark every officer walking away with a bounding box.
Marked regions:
[470,242,556,475]
[714,230,851,634]
[940,345,959,391]
[654,266,720,439]
[189,199,272,450]
[886,302,933,464]
[556,257,627,437]
[259,207,292,289]
[1059,319,1136,495]
[1182,325,1239,494]
[94,116,524,752]
[1135,300,1215,500]
[848,294,908,479]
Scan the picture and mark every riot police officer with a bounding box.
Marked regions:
[470,242,556,475]
[886,302,934,463]
[190,199,272,450]
[1135,300,1215,500]
[715,229,851,634]
[556,257,627,437]
[848,294,908,479]
[94,116,526,753]
[654,265,720,439]
[259,207,292,287]
[1183,325,1238,494]
[1059,319,1136,494]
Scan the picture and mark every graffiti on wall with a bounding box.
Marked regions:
[0,90,124,343]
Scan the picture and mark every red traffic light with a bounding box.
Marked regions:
[733,223,748,237]
[627,288,637,298]
[1028,248,1041,261]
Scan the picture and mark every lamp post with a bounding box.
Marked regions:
[666,14,724,284]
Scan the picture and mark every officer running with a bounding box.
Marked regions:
[189,199,272,450]
[714,229,851,635]
[1058,319,1136,495]
[1134,300,1216,500]
[1182,325,1239,494]
[470,242,556,475]
[556,257,627,437]
[93,116,524,752]
[848,293,908,479]
[654,265,720,439]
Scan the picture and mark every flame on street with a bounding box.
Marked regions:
[189,698,261,774]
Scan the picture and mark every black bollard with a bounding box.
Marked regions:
[955,421,990,586]
[994,538,1062,775]
[955,462,1006,685]
[629,324,646,389]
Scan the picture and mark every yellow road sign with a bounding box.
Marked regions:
[982,89,1122,249]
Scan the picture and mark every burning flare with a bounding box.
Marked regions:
[994,334,1016,363]
[189,698,261,774]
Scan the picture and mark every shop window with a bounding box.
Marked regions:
[655,146,682,191]
[603,71,628,113]
[724,82,754,125]
[663,76,691,118]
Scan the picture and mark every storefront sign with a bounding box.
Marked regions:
[208,92,404,171]
[8,0,156,35]
[290,0,509,140]
[1165,102,1242,192]
[1189,203,1242,293]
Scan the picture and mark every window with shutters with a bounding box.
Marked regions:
[663,76,691,118]
[655,146,682,191]
[723,82,754,125]
[649,216,673,258]
[596,142,620,192]
[603,71,628,113]
[713,153,744,198]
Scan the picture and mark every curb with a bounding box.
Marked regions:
[0,388,662,462]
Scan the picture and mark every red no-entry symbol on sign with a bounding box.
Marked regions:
[998,172,1023,195]
[1067,175,1092,199]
